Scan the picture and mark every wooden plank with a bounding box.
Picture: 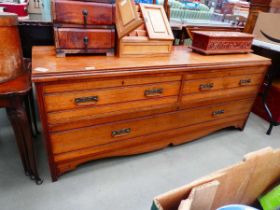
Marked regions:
[140,4,174,40]
[241,147,280,204]
[188,180,220,210]
[115,0,143,38]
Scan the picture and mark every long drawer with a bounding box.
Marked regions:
[55,28,115,49]
[54,0,113,25]
[45,81,180,111]
[50,98,254,154]
[54,113,248,166]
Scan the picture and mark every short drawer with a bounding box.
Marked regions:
[44,81,181,112]
[55,28,115,49]
[183,73,264,94]
[54,0,113,25]
[50,98,254,154]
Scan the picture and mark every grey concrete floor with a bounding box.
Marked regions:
[0,112,279,210]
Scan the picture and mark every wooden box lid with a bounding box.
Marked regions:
[115,0,174,40]
[192,31,254,39]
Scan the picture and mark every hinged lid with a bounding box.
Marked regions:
[0,12,18,27]
[115,0,143,38]
[115,0,174,40]
[140,4,174,40]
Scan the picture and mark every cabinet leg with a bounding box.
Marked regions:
[28,91,40,135]
[266,123,274,135]
[6,108,31,176]
[7,104,43,184]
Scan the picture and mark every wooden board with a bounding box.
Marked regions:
[140,4,174,40]
[188,180,220,210]
[115,0,143,38]
[241,148,280,204]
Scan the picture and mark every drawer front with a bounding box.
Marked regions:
[44,81,181,112]
[47,96,178,125]
[54,113,248,164]
[50,98,254,154]
[56,28,115,49]
[54,1,113,25]
[183,73,264,94]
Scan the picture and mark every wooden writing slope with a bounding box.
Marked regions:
[116,0,174,57]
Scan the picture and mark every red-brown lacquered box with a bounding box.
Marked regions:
[191,31,254,55]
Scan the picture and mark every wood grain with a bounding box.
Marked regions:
[50,99,254,154]
[55,28,114,49]
[32,45,270,181]
[54,114,247,176]
[183,74,264,94]
[44,81,180,111]
[43,74,181,93]
[32,46,270,82]
[54,1,113,25]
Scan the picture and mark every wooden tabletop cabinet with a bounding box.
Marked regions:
[52,0,115,57]
[32,46,270,181]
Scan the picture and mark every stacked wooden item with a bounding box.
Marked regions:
[152,147,280,210]
[51,0,115,57]
[115,0,174,57]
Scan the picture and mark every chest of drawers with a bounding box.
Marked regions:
[32,46,270,181]
[52,0,115,57]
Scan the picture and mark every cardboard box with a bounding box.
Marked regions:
[253,12,280,46]
[152,147,280,210]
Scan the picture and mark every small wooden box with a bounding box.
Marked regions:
[52,0,115,57]
[115,0,174,57]
[191,31,254,55]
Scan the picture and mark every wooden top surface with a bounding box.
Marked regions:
[32,46,271,82]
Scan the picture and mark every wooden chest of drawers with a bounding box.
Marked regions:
[32,46,270,181]
[52,0,115,57]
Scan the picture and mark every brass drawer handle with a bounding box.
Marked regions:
[74,96,98,104]
[239,79,251,85]
[82,9,88,26]
[144,88,163,97]
[212,109,225,116]
[199,83,214,90]
[112,128,131,137]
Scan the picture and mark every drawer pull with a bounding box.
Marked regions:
[83,36,89,50]
[74,96,98,104]
[144,88,163,97]
[199,83,214,90]
[239,79,251,85]
[82,9,88,26]
[212,109,225,116]
[112,128,131,137]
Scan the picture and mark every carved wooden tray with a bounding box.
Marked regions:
[191,31,254,55]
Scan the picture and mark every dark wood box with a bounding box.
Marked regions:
[191,31,254,55]
[51,0,115,57]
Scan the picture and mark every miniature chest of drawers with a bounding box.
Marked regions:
[32,46,270,181]
[52,0,115,57]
